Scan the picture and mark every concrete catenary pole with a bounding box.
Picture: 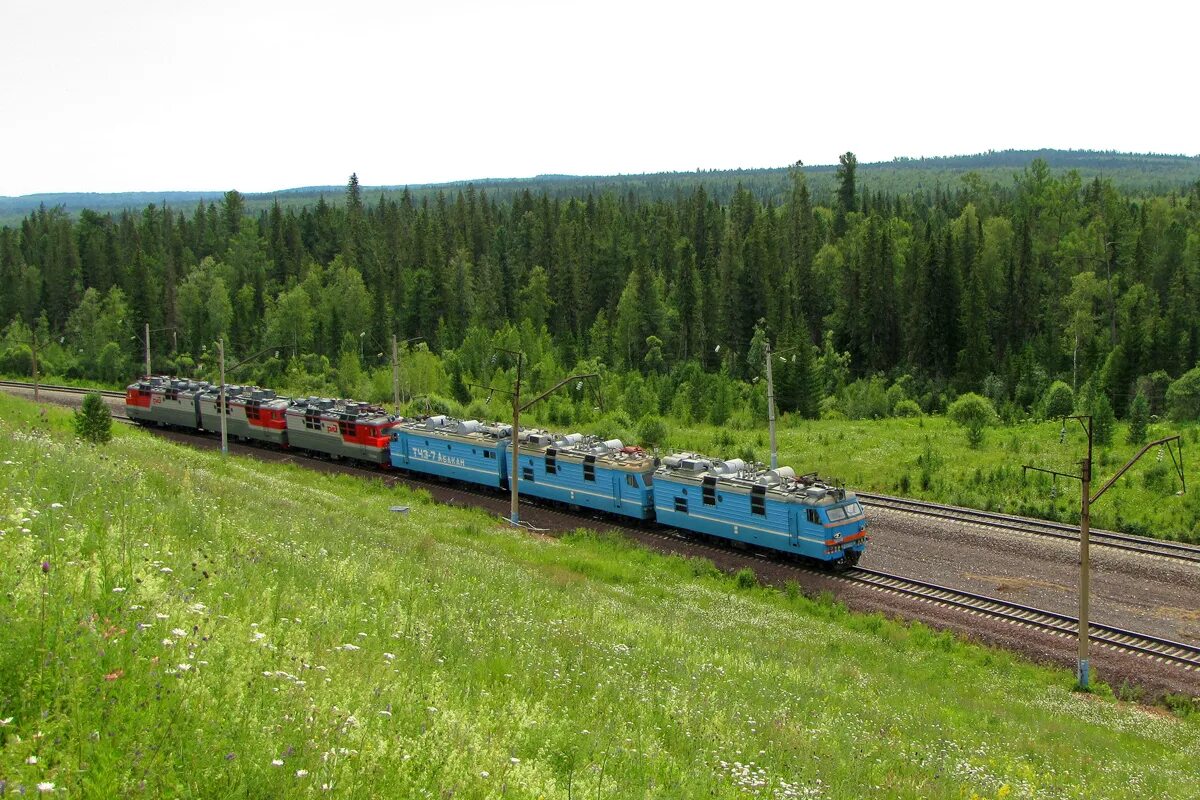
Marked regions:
[218,337,228,456]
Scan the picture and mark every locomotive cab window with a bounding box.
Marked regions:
[583,455,596,482]
[826,506,847,522]
[626,474,638,488]
[806,509,820,525]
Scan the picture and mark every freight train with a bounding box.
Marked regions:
[126,376,868,566]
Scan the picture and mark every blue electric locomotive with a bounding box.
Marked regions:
[508,432,656,520]
[389,415,512,487]
[653,454,868,566]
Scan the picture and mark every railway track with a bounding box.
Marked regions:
[8,379,1200,676]
[843,567,1200,670]
[638,524,1200,670]
[858,491,1200,564]
[0,380,125,399]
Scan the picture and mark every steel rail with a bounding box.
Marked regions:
[858,491,1200,564]
[0,379,125,399]
[843,567,1200,669]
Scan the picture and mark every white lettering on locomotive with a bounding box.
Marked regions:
[410,446,466,468]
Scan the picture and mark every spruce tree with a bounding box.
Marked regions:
[1127,392,1149,445]
[73,392,113,444]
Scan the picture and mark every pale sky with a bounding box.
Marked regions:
[2,0,1197,197]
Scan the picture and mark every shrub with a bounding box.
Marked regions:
[840,375,890,419]
[464,400,492,421]
[1042,380,1075,419]
[636,414,669,448]
[1166,367,1200,421]
[892,399,922,418]
[947,392,997,447]
[73,392,113,444]
[734,568,757,589]
[727,407,756,431]
[404,394,459,417]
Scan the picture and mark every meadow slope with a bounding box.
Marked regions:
[0,394,1198,799]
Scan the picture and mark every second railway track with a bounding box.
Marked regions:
[636,523,1200,671]
[859,491,1200,565]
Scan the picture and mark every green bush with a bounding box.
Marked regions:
[73,392,113,444]
[1042,380,1074,419]
[1166,367,1200,421]
[892,398,922,418]
[947,392,997,447]
[637,414,669,448]
[734,567,757,589]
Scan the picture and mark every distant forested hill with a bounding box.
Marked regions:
[3,149,1197,226]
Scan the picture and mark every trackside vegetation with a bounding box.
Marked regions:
[1,392,1198,798]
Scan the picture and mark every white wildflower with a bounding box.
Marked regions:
[112,587,126,593]
[481,771,489,778]
[156,613,169,620]
[510,757,520,764]
[50,502,64,509]
[37,782,55,793]
[271,758,284,766]
[160,567,173,574]
[383,652,395,660]
[295,769,309,777]
[252,632,266,641]
[0,717,12,725]
[177,663,192,672]
[162,638,174,647]
[172,628,188,638]
[26,755,38,764]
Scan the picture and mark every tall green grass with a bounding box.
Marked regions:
[1,393,1198,798]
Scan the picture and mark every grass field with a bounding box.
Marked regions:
[1,393,1198,798]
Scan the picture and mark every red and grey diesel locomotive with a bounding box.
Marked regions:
[126,375,869,566]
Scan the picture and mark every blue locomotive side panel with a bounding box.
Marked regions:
[506,433,656,521]
[390,417,509,489]
[653,455,868,565]
[516,452,655,520]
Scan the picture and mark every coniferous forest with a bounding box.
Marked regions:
[3,154,1200,430]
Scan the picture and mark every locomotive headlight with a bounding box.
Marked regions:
[833,531,842,540]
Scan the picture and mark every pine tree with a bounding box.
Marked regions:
[73,392,113,444]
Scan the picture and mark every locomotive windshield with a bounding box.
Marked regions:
[826,501,863,522]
